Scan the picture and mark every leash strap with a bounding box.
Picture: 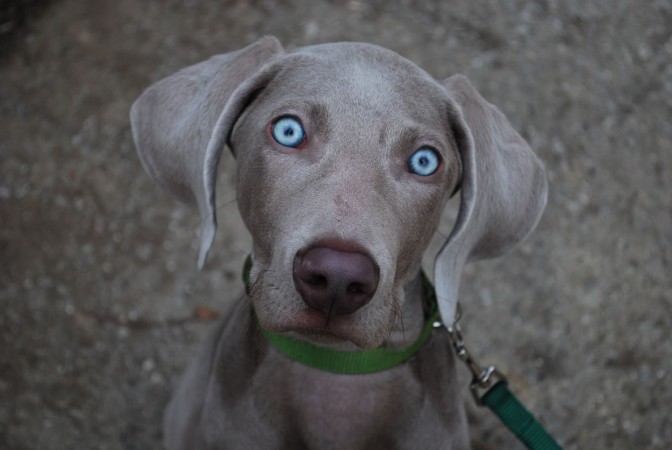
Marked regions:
[482,381,563,450]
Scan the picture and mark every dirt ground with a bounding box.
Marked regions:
[1,1,670,449]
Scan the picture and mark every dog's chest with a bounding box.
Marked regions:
[282,363,423,446]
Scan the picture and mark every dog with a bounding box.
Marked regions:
[130,36,547,449]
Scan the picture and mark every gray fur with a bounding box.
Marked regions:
[131,36,547,449]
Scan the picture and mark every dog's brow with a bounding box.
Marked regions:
[392,125,449,158]
[307,102,331,140]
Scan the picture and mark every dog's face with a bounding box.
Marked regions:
[131,37,547,346]
[231,44,461,349]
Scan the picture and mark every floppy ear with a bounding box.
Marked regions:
[434,75,548,324]
[130,36,284,268]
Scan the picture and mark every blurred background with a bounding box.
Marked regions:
[1,1,670,449]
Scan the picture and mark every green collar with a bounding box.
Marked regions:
[243,256,440,374]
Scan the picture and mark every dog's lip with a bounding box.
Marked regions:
[291,329,357,347]
[261,308,370,349]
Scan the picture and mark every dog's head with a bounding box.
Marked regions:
[131,37,547,349]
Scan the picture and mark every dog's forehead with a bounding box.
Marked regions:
[268,43,447,116]
[293,42,425,80]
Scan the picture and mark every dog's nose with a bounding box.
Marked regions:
[293,246,379,316]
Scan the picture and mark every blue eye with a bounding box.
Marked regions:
[272,116,305,148]
[407,147,440,176]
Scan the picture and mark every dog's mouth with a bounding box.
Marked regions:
[294,308,366,347]
[258,305,386,350]
[249,248,394,349]
[292,328,359,348]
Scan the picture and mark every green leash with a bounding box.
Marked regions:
[446,312,563,450]
[482,381,563,450]
[243,256,563,449]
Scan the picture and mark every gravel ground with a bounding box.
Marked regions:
[1,1,670,449]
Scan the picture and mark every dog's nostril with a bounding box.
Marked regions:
[308,275,328,288]
[347,282,364,295]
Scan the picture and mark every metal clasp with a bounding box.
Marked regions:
[435,304,506,405]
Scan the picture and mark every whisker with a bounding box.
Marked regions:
[267,222,296,241]
[391,295,406,344]
[215,187,240,210]
[230,243,252,258]
[216,195,239,211]
[248,269,268,298]
[436,229,450,240]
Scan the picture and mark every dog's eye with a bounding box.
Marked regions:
[271,116,305,148]
[407,147,440,176]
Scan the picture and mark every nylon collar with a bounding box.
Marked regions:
[243,256,440,374]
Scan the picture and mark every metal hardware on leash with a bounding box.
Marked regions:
[434,303,506,405]
[434,303,564,449]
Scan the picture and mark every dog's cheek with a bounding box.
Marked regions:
[394,188,446,280]
[236,160,274,253]
[238,152,319,301]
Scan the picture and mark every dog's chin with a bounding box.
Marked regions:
[258,308,388,350]
[291,329,365,351]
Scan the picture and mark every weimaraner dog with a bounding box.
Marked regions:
[131,36,547,449]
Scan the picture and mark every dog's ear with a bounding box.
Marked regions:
[130,36,284,268]
[434,75,548,324]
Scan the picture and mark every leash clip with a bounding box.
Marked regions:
[435,303,564,449]
[437,304,507,405]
